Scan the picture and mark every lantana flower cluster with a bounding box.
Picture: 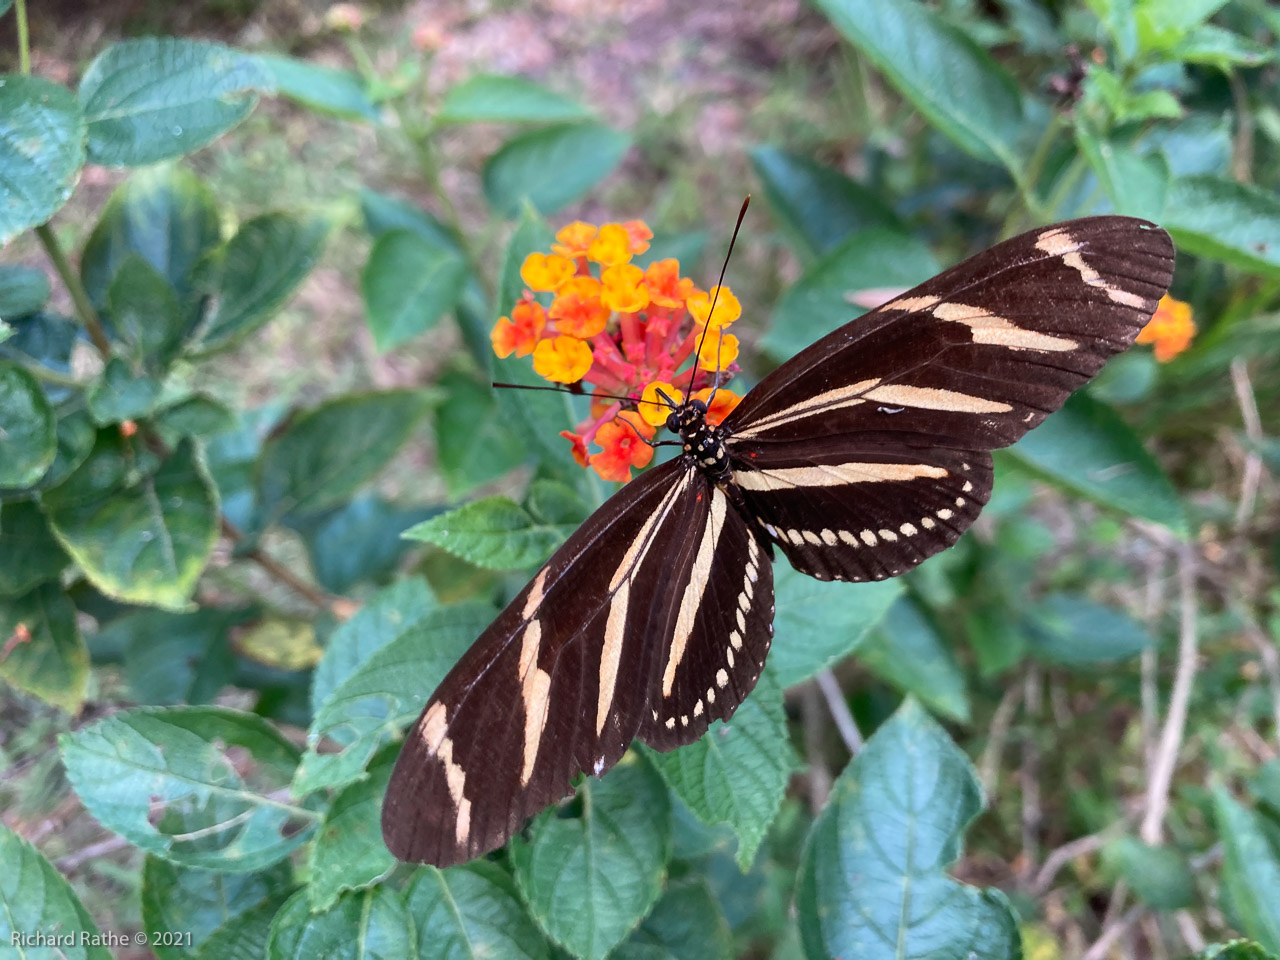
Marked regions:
[1136,294,1195,362]
[492,220,743,482]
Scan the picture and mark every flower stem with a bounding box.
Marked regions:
[14,0,30,75]
[35,223,114,360]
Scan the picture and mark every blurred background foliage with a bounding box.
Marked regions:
[1,0,1279,957]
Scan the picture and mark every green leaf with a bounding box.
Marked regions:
[439,73,593,124]
[307,749,396,910]
[78,37,272,166]
[1192,942,1280,960]
[1101,836,1195,910]
[43,435,219,611]
[1215,789,1280,952]
[266,886,414,960]
[649,672,798,869]
[80,163,221,319]
[0,499,68,596]
[196,211,333,351]
[435,370,527,498]
[1163,176,1280,276]
[513,756,671,960]
[105,255,185,370]
[762,228,938,361]
[0,361,55,486]
[1135,0,1231,51]
[0,264,51,318]
[256,390,433,525]
[153,393,238,444]
[256,53,378,122]
[1075,131,1170,221]
[1172,24,1275,69]
[193,889,294,960]
[0,583,87,713]
[296,600,493,794]
[0,74,86,245]
[99,607,245,704]
[768,565,902,688]
[86,356,163,425]
[293,495,440,595]
[60,706,315,871]
[0,823,113,960]
[1005,391,1186,534]
[1085,69,1183,123]
[859,597,971,722]
[483,122,632,217]
[1025,593,1154,666]
[750,146,902,261]
[811,0,1027,172]
[403,487,585,570]
[796,699,1020,960]
[141,858,292,960]
[406,861,549,960]
[611,877,733,960]
[33,408,96,492]
[361,228,467,351]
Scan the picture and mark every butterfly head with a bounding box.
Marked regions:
[667,398,731,479]
[665,398,707,434]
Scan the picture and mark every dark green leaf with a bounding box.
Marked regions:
[1173,24,1275,69]
[360,188,455,247]
[750,146,902,260]
[1191,942,1280,960]
[105,255,185,370]
[811,0,1028,172]
[60,706,315,871]
[0,264,51,318]
[100,607,246,705]
[796,699,1020,959]
[307,749,396,910]
[153,393,238,444]
[405,861,550,960]
[1163,176,1280,276]
[141,858,292,960]
[196,212,333,351]
[256,53,378,121]
[43,435,219,611]
[1006,391,1186,533]
[483,122,632,217]
[293,495,439,595]
[439,73,592,124]
[265,887,413,960]
[403,490,581,570]
[0,361,55,486]
[193,889,294,960]
[1025,593,1154,666]
[34,408,96,491]
[0,311,77,378]
[0,583,87,713]
[859,598,970,722]
[435,371,527,498]
[86,356,163,425]
[1101,836,1196,910]
[1215,789,1280,952]
[203,405,284,534]
[0,823,113,959]
[513,757,671,960]
[649,672,798,869]
[612,878,732,960]
[256,390,433,525]
[361,228,467,351]
[0,499,68,596]
[1076,131,1170,221]
[762,228,938,361]
[78,38,271,166]
[0,74,85,245]
[768,565,902,688]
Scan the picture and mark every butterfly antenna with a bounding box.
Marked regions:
[491,382,670,407]
[693,195,751,404]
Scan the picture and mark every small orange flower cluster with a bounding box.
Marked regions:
[1136,295,1195,362]
[492,220,743,482]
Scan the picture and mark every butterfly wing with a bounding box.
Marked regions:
[383,457,704,866]
[723,216,1173,581]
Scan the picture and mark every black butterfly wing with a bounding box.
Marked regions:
[383,457,704,866]
[723,216,1173,581]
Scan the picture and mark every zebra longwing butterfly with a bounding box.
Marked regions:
[382,215,1175,866]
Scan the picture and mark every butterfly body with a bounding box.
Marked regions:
[383,216,1175,866]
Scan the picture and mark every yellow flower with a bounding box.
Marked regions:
[533,335,593,383]
[600,263,650,313]
[588,224,634,267]
[691,387,742,426]
[552,221,598,259]
[521,252,576,292]
[1135,294,1195,362]
[696,332,740,371]
[687,285,741,329]
[639,380,683,426]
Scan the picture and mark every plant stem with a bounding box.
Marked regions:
[34,223,113,359]
[14,0,30,75]
[219,517,345,617]
[13,357,81,388]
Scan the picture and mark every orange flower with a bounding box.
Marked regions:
[687,285,741,329]
[589,412,655,482]
[587,224,634,267]
[644,259,694,309]
[552,221,598,259]
[622,220,653,254]
[491,300,547,358]
[521,252,576,292]
[550,276,611,338]
[533,335,593,383]
[692,387,741,426]
[559,430,590,467]
[696,332,740,371]
[600,263,649,313]
[639,380,683,426]
[1136,295,1195,362]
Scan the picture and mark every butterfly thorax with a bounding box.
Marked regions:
[667,400,731,481]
